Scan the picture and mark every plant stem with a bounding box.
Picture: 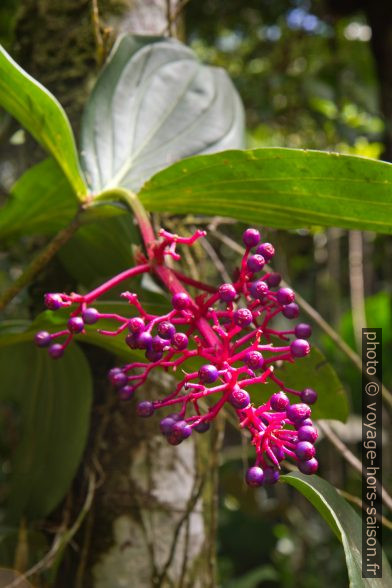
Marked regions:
[0,215,81,312]
[97,188,221,349]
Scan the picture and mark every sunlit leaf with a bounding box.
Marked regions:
[81,34,244,192]
[0,46,87,199]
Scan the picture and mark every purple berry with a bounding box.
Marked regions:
[249,280,269,300]
[48,343,64,359]
[246,254,265,273]
[68,316,84,334]
[128,317,145,334]
[294,323,312,339]
[35,330,51,348]
[263,466,280,485]
[256,242,275,261]
[282,303,299,319]
[296,441,316,461]
[300,387,318,405]
[298,425,318,443]
[82,307,99,325]
[301,418,313,427]
[270,391,289,412]
[110,370,128,388]
[228,386,250,409]
[298,457,319,475]
[244,350,264,370]
[218,283,237,302]
[271,445,285,462]
[172,292,191,311]
[245,466,264,487]
[157,321,176,340]
[172,332,188,350]
[198,364,219,384]
[125,333,139,349]
[145,348,164,362]
[286,403,311,423]
[242,228,261,248]
[160,416,177,435]
[136,331,153,350]
[151,336,168,352]
[167,420,192,445]
[136,401,154,417]
[277,287,295,305]
[118,385,135,399]
[265,273,281,288]
[44,293,64,310]
[233,308,253,327]
[194,421,210,433]
[290,339,311,358]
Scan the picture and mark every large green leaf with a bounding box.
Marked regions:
[0,45,87,199]
[0,342,92,522]
[138,148,392,233]
[58,214,140,288]
[81,34,244,192]
[0,159,78,240]
[260,347,349,422]
[282,473,392,587]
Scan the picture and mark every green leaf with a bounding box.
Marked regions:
[0,45,87,199]
[81,34,244,192]
[281,473,392,587]
[58,215,140,288]
[0,159,78,240]
[0,342,92,521]
[139,148,392,233]
[260,347,349,422]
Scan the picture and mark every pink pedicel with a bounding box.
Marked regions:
[36,227,319,486]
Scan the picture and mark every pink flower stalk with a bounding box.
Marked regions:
[35,226,319,487]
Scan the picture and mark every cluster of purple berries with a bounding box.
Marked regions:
[35,227,319,487]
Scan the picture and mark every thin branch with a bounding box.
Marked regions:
[212,228,392,409]
[154,475,205,586]
[0,214,81,311]
[348,230,367,351]
[91,0,105,66]
[318,421,392,512]
[337,488,392,530]
[5,471,96,588]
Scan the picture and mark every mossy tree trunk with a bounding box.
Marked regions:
[12,1,217,586]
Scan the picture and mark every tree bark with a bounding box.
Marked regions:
[12,1,216,586]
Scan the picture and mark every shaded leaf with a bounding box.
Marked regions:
[0,46,87,198]
[0,343,92,521]
[0,159,78,240]
[58,214,140,288]
[139,148,392,233]
[281,473,392,587]
[81,34,244,192]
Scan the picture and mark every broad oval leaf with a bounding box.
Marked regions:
[139,148,392,233]
[0,46,87,199]
[281,473,392,587]
[0,159,78,240]
[81,34,244,192]
[260,347,349,422]
[0,342,92,522]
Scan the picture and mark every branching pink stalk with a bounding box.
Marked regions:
[35,210,319,488]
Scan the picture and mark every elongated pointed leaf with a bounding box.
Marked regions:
[0,159,78,240]
[282,473,392,587]
[139,148,392,233]
[0,45,87,199]
[0,343,92,521]
[81,35,244,192]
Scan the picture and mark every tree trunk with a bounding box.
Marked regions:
[13,1,216,586]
